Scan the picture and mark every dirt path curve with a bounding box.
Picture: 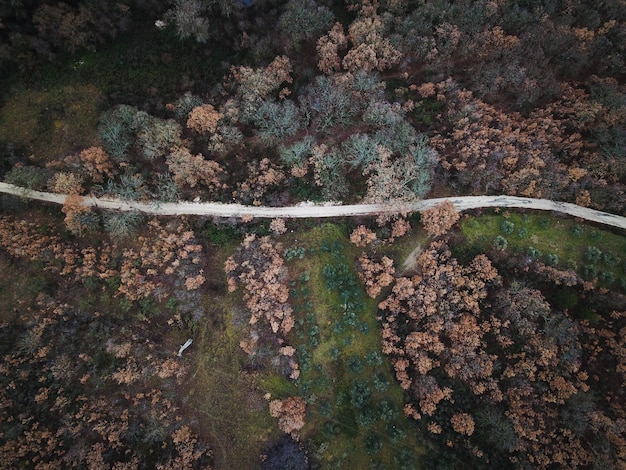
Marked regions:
[1,182,625,230]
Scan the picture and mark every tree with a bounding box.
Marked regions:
[269,396,307,435]
[165,0,210,43]
[79,146,115,183]
[166,147,224,192]
[278,0,334,49]
[62,194,98,236]
[186,104,223,134]
[420,200,460,236]
[357,253,395,298]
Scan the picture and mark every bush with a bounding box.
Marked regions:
[169,92,203,120]
[347,355,364,374]
[527,246,541,259]
[322,421,340,439]
[365,351,383,367]
[493,235,508,251]
[279,136,315,168]
[166,0,210,43]
[356,406,378,427]
[253,100,304,144]
[582,265,598,280]
[365,433,383,455]
[341,133,380,169]
[599,271,615,283]
[318,398,332,416]
[350,380,372,409]
[517,227,528,239]
[584,246,602,264]
[136,115,182,160]
[5,165,50,190]
[299,76,358,133]
[105,173,148,201]
[278,0,334,48]
[546,253,559,267]
[378,400,398,422]
[572,225,583,237]
[602,251,621,267]
[500,220,515,234]
[102,210,144,239]
[372,372,389,392]
[385,422,406,442]
[98,105,138,161]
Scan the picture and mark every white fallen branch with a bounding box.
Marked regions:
[177,338,193,357]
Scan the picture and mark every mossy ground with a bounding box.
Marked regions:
[459,211,626,291]
[263,222,424,469]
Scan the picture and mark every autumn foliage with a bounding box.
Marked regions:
[420,200,460,236]
[379,240,626,468]
[225,234,299,379]
[268,396,307,436]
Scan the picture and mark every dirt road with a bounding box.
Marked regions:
[1,182,625,230]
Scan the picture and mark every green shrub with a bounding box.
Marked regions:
[356,406,378,427]
[527,246,541,259]
[347,355,364,374]
[105,173,148,201]
[517,227,528,239]
[278,0,334,48]
[378,400,398,422]
[372,372,389,392]
[299,76,358,133]
[599,271,615,283]
[322,421,340,439]
[365,351,383,367]
[602,251,621,267]
[102,210,144,239]
[500,220,515,234]
[5,165,50,190]
[279,136,315,168]
[330,347,341,361]
[582,265,598,280]
[572,225,583,237]
[253,100,303,145]
[318,398,332,416]
[493,235,508,251]
[350,380,372,409]
[169,92,203,120]
[365,434,383,455]
[584,246,602,264]
[98,105,138,161]
[154,174,180,202]
[137,116,182,160]
[386,422,406,442]
[546,253,559,267]
[341,133,380,169]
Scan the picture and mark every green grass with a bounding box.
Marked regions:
[280,223,423,469]
[460,211,626,290]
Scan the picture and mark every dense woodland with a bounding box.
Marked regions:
[0,0,625,468]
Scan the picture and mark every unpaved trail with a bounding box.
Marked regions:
[1,182,625,230]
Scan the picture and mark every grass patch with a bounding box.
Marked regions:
[460,211,626,291]
[0,84,101,163]
[189,294,278,469]
[281,223,423,468]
